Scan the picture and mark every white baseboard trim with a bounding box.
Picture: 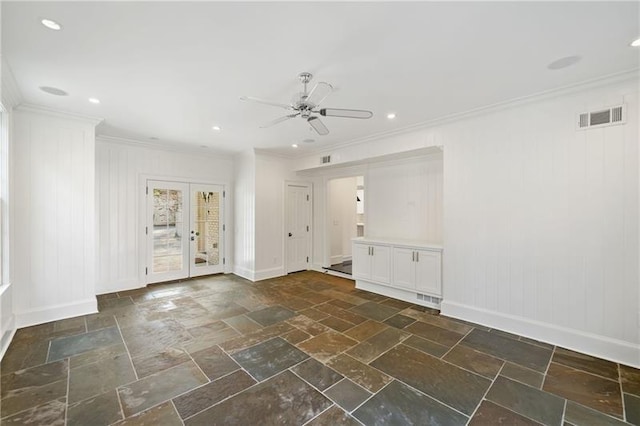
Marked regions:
[0,315,16,361]
[342,255,352,263]
[310,264,325,273]
[355,280,440,310]
[254,267,285,281]
[330,255,343,265]
[96,279,142,295]
[15,298,98,329]
[233,266,256,282]
[441,300,640,369]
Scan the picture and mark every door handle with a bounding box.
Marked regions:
[288,232,293,237]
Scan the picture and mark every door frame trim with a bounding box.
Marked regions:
[284,181,313,275]
[138,174,231,286]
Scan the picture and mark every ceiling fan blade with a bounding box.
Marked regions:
[320,108,373,119]
[307,116,329,135]
[260,113,300,128]
[240,96,293,110]
[304,82,333,107]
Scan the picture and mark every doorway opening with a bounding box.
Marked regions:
[324,175,364,276]
[146,180,225,284]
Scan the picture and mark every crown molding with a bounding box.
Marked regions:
[96,134,234,160]
[1,57,23,109]
[293,68,640,158]
[16,103,104,126]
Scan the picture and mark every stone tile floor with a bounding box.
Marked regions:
[1,271,639,425]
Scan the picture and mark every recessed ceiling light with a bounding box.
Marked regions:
[41,18,62,31]
[88,97,100,104]
[212,126,221,131]
[39,86,68,96]
[387,113,396,119]
[547,55,582,70]
[291,144,298,148]
[631,38,640,47]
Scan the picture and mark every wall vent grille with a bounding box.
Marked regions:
[416,293,442,305]
[577,105,626,130]
[321,155,331,164]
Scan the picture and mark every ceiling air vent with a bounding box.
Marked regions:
[321,155,331,164]
[576,105,626,130]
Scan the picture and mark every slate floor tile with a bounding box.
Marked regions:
[371,344,490,415]
[306,405,361,426]
[624,393,640,425]
[543,362,622,418]
[488,375,565,425]
[553,347,619,380]
[621,365,640,396]
[443,344,504,379]
[246,305,296,327]
[69,343,127,369]
[48,326,122,361]
[191,345,240,380]
[353,380,468,425]
[297,331,358,363]
[0,339,50,374]
[69,353,136,404]
[231,337,308,381]
[0,378,67,418]
[112,401,182,426]
[184,371,332,426]
[287,315,330,336]
[500,362,544,388]
[405,320,465,347]
[324,378,371,412]
[564,401,629,426]
[349,301,399,321]
[218,322,295,354]
[402,334,450,357]
[1,359,68,397]
[131,347,191,378]
[327,354,392,393]
[67,390,123,426]
[172,370,256,419]
[461,328,552,372]
[118,361,207,417]
[383,314,416,329]
[320,316,355,332]
[469,400,542,425]
[119,319,193,358]
[223,314,263,334]
[343,320,387,342]
[291,358,344,391]
[346,327,409,364]
[0,397,66,426]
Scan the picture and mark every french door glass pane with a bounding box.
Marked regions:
[152,188,184,273]
[193,191,219,267]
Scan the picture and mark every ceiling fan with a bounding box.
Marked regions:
[240,72,373,136]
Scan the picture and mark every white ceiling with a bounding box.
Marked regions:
[3,2,639,156]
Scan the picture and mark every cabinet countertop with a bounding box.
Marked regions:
[352,237,443,251]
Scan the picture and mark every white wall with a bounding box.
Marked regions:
[12,107,99,327]
[233,150,256,280]
[297,75,640,367]
[367,154,443,243]
[96,138,234,294]
[328,177,357,264]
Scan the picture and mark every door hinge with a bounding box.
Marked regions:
[306,194,309,201]
[223,257,226,265]
[145,226,148,235]
[306,225,309,232]
[146,186,148,195]
[145,267,148,275]
[306,256,309,263]
[223,224,226,232]
[223,190,226,198]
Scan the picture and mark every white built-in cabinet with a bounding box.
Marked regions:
[353,238,443,307]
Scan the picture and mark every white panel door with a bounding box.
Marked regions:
[393,247,415,290]
[415,249,442,296]
[286,184,311,273]
[370,244,391,284]
[189,184,224,277]
[352,243,372,280]
[147,181,190,284]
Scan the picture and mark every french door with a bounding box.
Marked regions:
[147,180,224,284]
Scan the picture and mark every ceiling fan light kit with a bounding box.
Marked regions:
[241,72,373,136]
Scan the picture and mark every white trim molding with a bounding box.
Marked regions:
[15,298,98,329]
[254,267,285,282]
[1,57,23,109]
[441,300,640,369]
[16,103,103,125]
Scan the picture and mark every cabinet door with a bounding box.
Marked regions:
[415,250,442,296]
[370,244,391,284]
[352,243,372,280]
[393,248,416,290]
